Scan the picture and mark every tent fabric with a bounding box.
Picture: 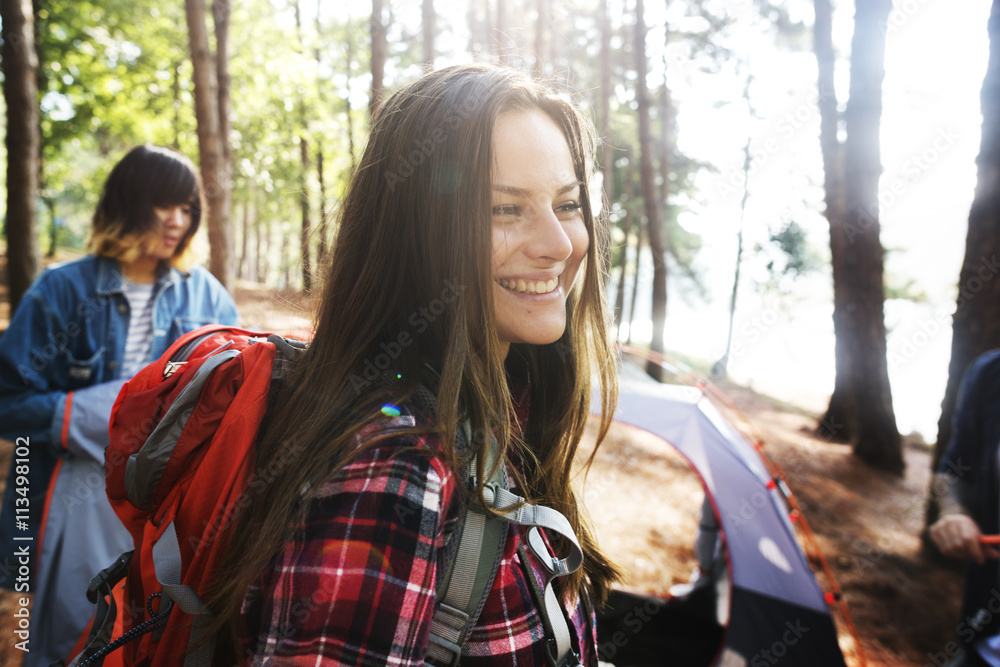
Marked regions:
[594,375,847,666]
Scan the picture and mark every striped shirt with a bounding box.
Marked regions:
[237,386,598,666]
[120,279,155,377]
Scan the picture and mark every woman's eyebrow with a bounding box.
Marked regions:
[492,181,583,197]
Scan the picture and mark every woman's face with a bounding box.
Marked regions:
[144,203,192,260]
[491,109,589,354]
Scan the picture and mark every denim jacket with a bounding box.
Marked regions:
[0,256,237,667]
[0,254,237,663]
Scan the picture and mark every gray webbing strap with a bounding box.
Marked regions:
[543,571,575,666]
[485,485,584,577]
[151,521,214,667]
[481,487,583,667]
[426,433,508,667]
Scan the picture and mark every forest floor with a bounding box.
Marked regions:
[0,250,966,666]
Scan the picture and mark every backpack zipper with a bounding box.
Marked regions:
[162,331,262,379]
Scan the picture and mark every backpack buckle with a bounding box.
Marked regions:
[427,633,464,667]
[86,551,133,603]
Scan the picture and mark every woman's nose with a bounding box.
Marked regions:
[165,206,184,228]
[527,207,573,262]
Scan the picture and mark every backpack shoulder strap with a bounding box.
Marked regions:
[426,426,508,667]
[426,426,585,667]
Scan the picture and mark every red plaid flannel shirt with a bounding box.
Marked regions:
[238,390,598,666]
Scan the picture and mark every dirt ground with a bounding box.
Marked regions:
[0,252,965,666]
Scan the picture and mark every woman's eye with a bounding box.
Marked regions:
[557,202,582,214]
[492,204,520,216]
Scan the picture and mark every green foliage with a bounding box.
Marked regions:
[16,0,761,296]
[752,219,819,295]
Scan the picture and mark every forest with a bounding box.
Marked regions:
[1,0,1000,665]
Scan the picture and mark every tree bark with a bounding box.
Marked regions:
[423,0,435,71]
[614,153,636,328]
[294,0,312,292]
[317,145,329,266]
[213,0,232,194]
[2,0,40,315]
[627,191,644,346]
[814,0,853,443]
[44,197,57,258]
[635,0,667,380]
[840,0,902,473]
[186,0,233,291]
[495,0,508,65]
[345,17,357,171]
[239,202,249,280]
[370,0,387,120]
[533,0,546,78]
[927,0,1000,526]
[599,0,615,290]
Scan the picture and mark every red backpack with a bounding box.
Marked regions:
[67,325,303,667]
[66,325,585,667]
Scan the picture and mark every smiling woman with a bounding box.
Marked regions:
[191,64,622,667]
[491,109,590,353]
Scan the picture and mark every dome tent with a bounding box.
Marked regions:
[593,372,850,667]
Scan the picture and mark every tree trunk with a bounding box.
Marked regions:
[658,37,671,212]
[370,0,387,120]
[2,0,40,315]
[173,60,183,150]
[294,0,312,292]
[299,137,312,292]
[281,226,291,289]
[627,197,644,346]
[635,0,667,381]
[927,0,1000,527]
[840,0,902,474]
[719,135,751,377]
[478,0,491,56]
[345,17,357,171]
[44,197,57,258]
[256,213,267,285]
[213,0,232,195]
[186,0,233,291]
[314,1,329,268]
[599,0,615,284]
[533,0,546,78]
[614,151,636,328]
[495,0,508,65]
[423,0,435,71]
[317,145,329,266]
[239,202,249,280]
[814,0,853,443]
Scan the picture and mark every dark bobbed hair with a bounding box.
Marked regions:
[88,144,203,269]
[208,64,620,657]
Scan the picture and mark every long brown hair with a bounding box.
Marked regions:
[208,63,620,654]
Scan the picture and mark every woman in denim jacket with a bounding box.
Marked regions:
[0,144,238,666]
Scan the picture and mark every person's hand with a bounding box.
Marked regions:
[930,514,1000,564]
